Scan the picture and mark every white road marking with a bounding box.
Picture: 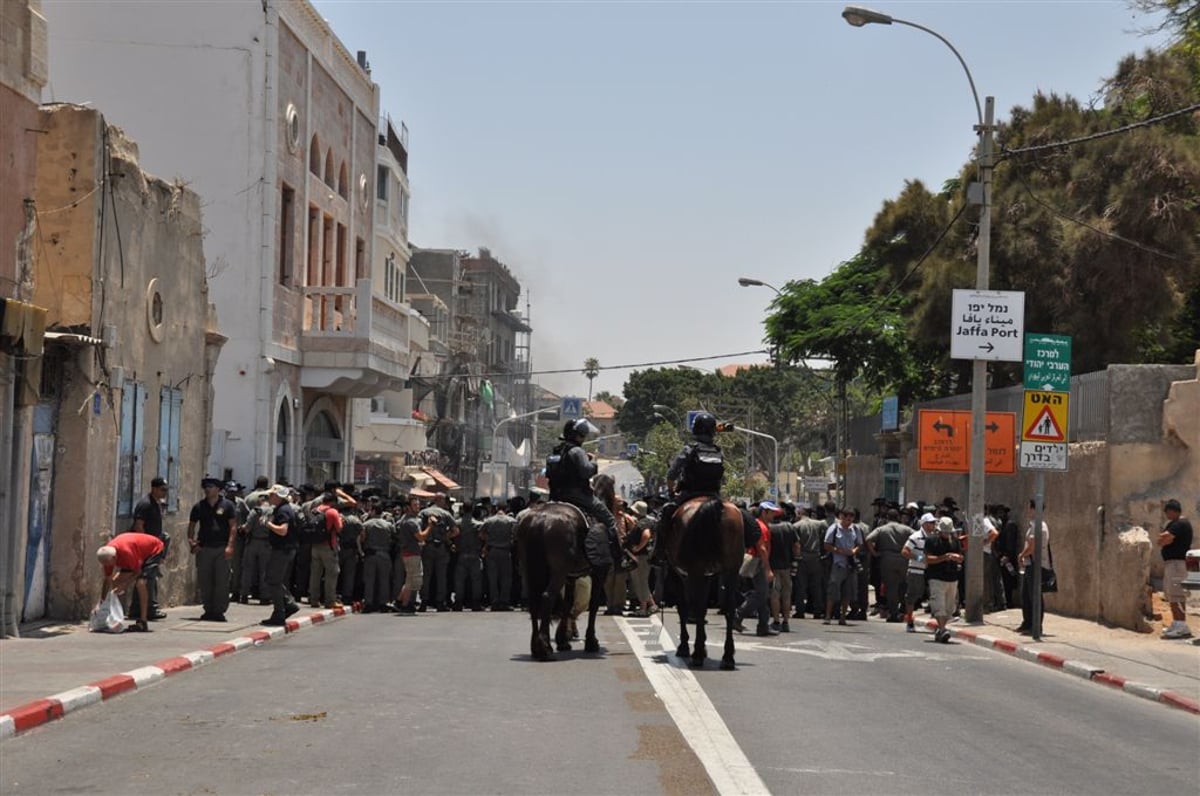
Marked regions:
[734,638,990,662]
[615,616,769,796]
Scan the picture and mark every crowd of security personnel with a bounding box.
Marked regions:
[97,409,1053,636]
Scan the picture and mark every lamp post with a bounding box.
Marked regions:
[652,404,684,432]
[737,276,780,294]
[492,405,559,499]
[735,425,779,501]
[843,5,994,624]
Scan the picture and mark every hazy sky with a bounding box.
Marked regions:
[313,0,1169,399]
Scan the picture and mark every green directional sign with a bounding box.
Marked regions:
[1023,334,1072,391]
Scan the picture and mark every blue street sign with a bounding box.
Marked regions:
[626,443,639,457]
[561,396,582,420]
[882,396,899,431]
[686,410,702,432]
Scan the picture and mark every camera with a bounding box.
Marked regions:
[849,555,865,575]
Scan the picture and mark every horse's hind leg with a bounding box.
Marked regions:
[672,570,690,659]
[536,569,566,661]
[584,565,607,653]
[719,570,738,670]
[687,572,709,668]
[555,578,574,652]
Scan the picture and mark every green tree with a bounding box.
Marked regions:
[582,357,600,402]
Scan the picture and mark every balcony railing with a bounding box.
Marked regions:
[301,278,408,356]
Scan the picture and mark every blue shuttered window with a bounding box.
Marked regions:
[117,381,146,516]
[157,387,183,513]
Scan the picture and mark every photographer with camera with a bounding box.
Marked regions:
[823,508,864,626]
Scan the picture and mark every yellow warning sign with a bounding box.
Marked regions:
[1022,390,1069,443]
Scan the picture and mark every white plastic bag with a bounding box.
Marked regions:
[89,591,127,633]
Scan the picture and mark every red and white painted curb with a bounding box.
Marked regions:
[924,620,1200,716]
[0,606,355,741]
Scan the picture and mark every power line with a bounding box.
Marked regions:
[1001,103,1200,157]
[1009,167,1189,263]
[449,349,771,381]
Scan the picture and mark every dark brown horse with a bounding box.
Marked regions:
[515,503,610,661]
[659,496,746,670]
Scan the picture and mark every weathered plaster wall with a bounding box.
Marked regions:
[36,106,218,617]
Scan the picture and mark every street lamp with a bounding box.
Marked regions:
[843,5,995,625]
[734,424,780,502]
[737,277,780,293]
[652,404,683,430]
[491,405,559,499]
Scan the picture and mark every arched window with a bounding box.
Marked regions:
[337,161,348,199]
[309,134,320,174]
[275,402,291,481]
[324,149,335,187]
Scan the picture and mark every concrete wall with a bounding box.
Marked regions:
[34,107,219,618]
[845,355,1200,630]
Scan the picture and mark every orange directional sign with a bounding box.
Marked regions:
[918,409,1016,474]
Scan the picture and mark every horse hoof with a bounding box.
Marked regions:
[556,641,572,652]
[720,659,735,671]
[584,638,600,653]
[676,644,690,658]
[690,656,705,669]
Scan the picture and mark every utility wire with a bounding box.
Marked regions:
[1001,103,1200,157]
[1009,167,1189,263]
[418,349,771,381]
[872,199,971,310]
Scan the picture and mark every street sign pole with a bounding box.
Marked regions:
[1021,333,1070,641]
[1032,474,1046,641]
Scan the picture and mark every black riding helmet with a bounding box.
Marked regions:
[691,411,717,440]
[561,418,599,442]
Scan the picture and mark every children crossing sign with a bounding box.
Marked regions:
[1023,395,1067,442]
[1020,333,1071,471]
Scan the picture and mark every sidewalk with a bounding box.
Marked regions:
[932,607,1200,714]
[0,601,353,738]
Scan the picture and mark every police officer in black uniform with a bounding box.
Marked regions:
[546,418,619,565]
[658,412,725,535]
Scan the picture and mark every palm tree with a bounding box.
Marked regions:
[583,357,600,402]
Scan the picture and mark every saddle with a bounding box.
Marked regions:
[544,501,589,528]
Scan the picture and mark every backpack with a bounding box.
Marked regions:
[684,443,724,491]
[299,503,332,545]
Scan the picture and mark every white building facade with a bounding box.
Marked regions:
[45,0,412,485]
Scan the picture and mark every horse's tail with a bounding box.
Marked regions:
[517,513,549,600]
[678,497,726,570]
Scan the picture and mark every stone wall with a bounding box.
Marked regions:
[845,355,1200,630]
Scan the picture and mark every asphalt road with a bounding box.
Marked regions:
[2,611,1197,795]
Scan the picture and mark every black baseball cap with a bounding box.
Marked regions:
[150,477,168,489]
[1164,499,1182,512]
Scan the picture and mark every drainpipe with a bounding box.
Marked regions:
[257,0,280,479]
[0,355,17,637]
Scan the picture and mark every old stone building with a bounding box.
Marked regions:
[25,105,223,620]
[0,0,49,635]
[45,0,412,488]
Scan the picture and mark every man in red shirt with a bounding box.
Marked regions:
[734,502,778,636]
[97,534,166,632]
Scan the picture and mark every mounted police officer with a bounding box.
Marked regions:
[658,411,725,534]
[546,418,619,566]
